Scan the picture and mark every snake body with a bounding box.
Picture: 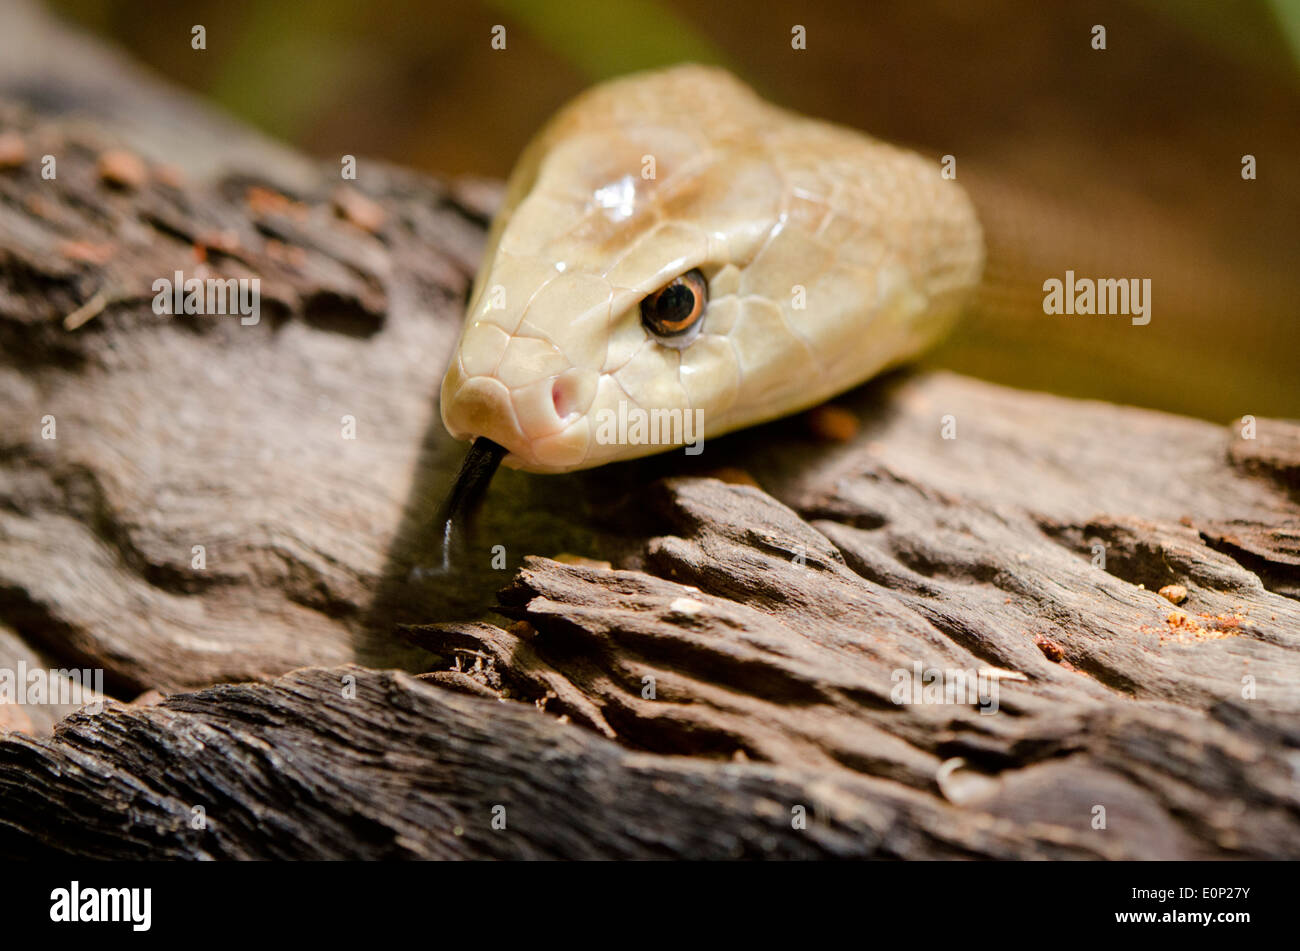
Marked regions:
[440,65,984,473]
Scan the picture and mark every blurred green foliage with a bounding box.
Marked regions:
[1269,0,1300,67]
[485,0,736,78]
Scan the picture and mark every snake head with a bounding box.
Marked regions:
[440,65,983,473]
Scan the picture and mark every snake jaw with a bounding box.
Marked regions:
[440,357,595,473]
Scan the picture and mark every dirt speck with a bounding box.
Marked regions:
[333,186,387,234]
[97,148,147,189]
[0,132,27,169]
[702,466,761,488]
[553,553,612,570]
[1158,583,1188,605]
[806,404,859,442]
[1033,633,1066,662]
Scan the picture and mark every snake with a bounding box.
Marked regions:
[435,65,984,532]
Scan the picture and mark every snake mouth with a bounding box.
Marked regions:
[441,361,597,473]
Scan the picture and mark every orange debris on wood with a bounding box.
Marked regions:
[333,186,387,234]
[806,404,859,442]
[96,148,147,189]
[1158,583,1188,605]
[245,185,308,220]
[195,229,242,258]
[1033,633,1066,662]
[702,466,761,488]
[553,553,613,570]
[0,132,27,169]
[58,240,114,265]
[1141,610,1247,643]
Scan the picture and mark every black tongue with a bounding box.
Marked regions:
[433,437,507,571]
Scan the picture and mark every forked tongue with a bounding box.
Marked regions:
[433,437,507,571]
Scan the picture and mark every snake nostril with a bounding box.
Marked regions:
[552,379,574,420]
[547,369,596,426]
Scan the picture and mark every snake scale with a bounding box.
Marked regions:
[435,65,984,527]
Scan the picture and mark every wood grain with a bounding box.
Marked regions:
[0,0,1297,859]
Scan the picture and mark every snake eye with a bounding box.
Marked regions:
[641,268,707,345]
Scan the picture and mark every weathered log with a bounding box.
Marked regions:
[0,664,1129,860]
[1,1,1298,860]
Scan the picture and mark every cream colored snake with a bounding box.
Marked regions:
[440,65,984,479]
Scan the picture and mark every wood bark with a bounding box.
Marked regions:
[0,0,1297,859]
